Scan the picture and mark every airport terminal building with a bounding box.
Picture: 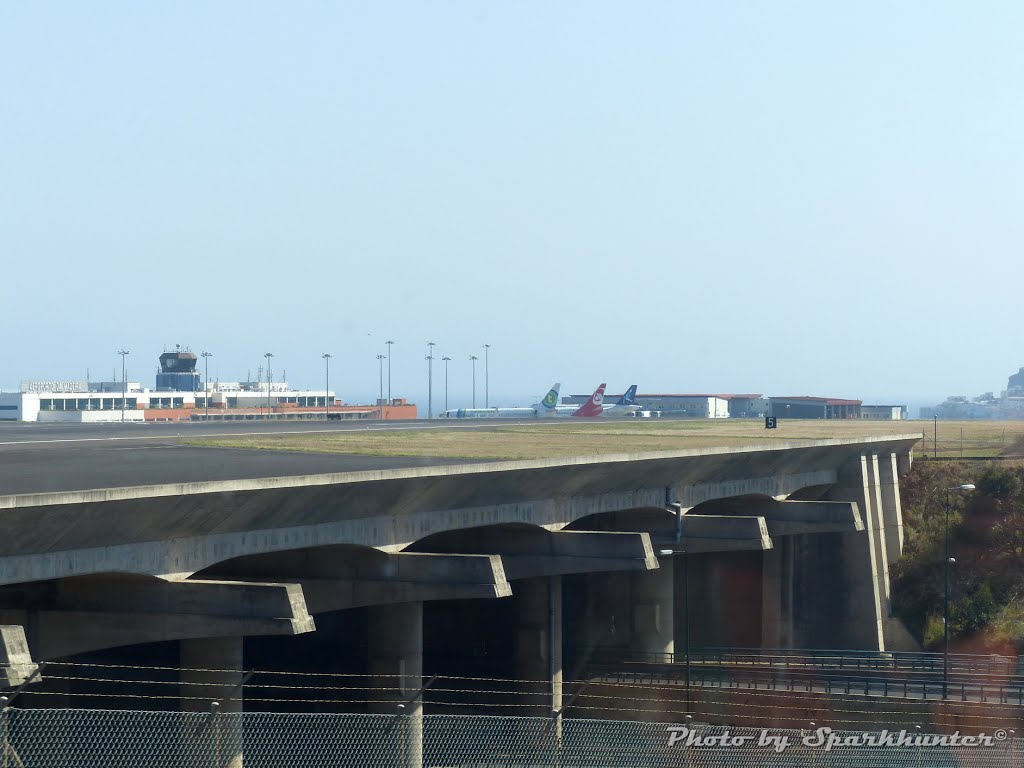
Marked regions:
[0,350,417,422]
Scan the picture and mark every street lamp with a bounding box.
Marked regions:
[426,342,436,420]
[201,351,212,420]
[442,356,451,412]
[469,355,478,408]
[264,353,274,419]
[117,349,129,422]
[376,354,386,416]
[943,482,975,699]
[385,340,395,403]
[659,501,690,712]
[484,344,491,408]
[322,353,332,420]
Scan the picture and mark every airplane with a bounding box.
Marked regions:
[567,383,606,417]
[600,384,640,417]
[440,383,561,418]
[551,384,640,417]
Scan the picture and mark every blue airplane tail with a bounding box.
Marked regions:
[615,385,638,406]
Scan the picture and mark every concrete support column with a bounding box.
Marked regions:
[180,637,244,768]
[515,577,563,722]
[826,455,886,650]
[368,601,423,768]
[630,560,674,659]
[865,454,892,609]
[878,452,906,565]
[761,537,795,649]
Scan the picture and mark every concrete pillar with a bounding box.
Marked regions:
[825,455,886,650]
[368,602,423,768]
[878,452,906,565]
[630,560,674,659]
[761,537,795,649]
[866,454,892,609]
[180,637,244,768]
[0,626,36,688]
[515,577,563,723]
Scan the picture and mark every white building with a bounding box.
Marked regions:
[0,384,336,423]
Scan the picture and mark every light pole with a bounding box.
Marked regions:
[385,340,395,403]
[426,342,436,420]
[376,354,386,415]
[943,482,975,699]
[469,355,478,408]
[117,349,129,422]
[201,351,212,420]
[322,353,332,420]
[484,344,491,408]
[264,352,274,419]
[442,356,451,412]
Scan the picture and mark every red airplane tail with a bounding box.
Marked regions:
[572,383,606,417]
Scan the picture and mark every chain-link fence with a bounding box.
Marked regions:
[2,707,1022,768]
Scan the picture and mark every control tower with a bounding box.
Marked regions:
[156,345,200,392]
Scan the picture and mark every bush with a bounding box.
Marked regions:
[894,461,1024,650]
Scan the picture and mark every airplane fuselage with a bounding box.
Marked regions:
[441,406,549,419]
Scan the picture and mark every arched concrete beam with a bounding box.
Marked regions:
[1,624,38,687]
[199,545,512,612]
[567,507,773,553]
[405,525,658,580]
[689,498,863,536]
[0,574,314,660]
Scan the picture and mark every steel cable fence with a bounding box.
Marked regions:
[5,661,1024,734]
[1,708,1023,768]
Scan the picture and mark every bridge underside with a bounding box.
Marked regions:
[2,436,917,744]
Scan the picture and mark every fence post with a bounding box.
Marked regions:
[210,701,220,768]
[804,721,817,768]
[1,696,8,768]
[684,714,692,768]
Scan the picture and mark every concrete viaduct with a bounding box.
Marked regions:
[0,432,919,761]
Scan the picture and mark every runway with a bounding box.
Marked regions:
[0,418,537,496]
[0,417,538,446]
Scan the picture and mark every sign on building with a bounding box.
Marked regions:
[20,380,88,393]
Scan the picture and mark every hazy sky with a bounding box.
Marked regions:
[2,3,1022,409]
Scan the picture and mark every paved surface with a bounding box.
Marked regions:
[0,419,534,495]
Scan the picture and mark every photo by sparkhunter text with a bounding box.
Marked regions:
[666,726,1011,753]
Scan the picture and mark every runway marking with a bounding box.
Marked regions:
[0,421,543,447]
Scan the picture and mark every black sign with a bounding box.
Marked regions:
[765,416,777,429]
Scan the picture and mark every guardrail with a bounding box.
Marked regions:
[573,646,1023,678]
[591,664,1024,704]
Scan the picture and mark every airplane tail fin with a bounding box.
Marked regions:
[534,383,561,415]
[615,384,638,406]
[572,383,606,417]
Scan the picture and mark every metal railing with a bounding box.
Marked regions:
[592,664,1024,705]
[576,646,1024,677]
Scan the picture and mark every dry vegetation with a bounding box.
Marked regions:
[185,419,1024,461]
[186,418,936,460]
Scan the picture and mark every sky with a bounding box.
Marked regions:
[2,3,1022,411]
